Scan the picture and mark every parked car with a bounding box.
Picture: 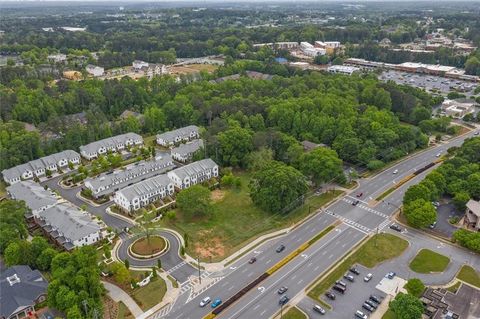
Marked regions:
[249,257,257,264]
[325,291,336,300]
[344,274,355,282]
[336,280,347,287]
[276,244,286,253]
[313,305,326,314]
[333,284,346,294]
[356,192,363,198]
[279,295,289,305]
[355,310,368,319]
[389,224,402,232]
[350,267,360,275]
[352,200,359,206]
[277,286,288,294]
[199,296,211,307]
[364,273,373,282]
[370,295,382,304]
[429,221,437,229]
[362,303,374,312]
[365,300,377,309]
[211,298,222,308]
[432,201,440,207]
[386,272,396,279]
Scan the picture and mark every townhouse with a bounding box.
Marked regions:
[7,181,57,215]
[167,158,218,189]
[170,139,204,162]
[79,132,143,160]
[156,125,199,148]
[1,150,81,184]
[114,174,174,213]
[84,154,175,198]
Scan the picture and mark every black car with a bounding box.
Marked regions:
[276,244,286,253]
[362,303,374,312]
[333,285,346,294]
[352,200,360,206]
[389,224,402,232]
[335,280,347,287]
[365,300,377,309]
[350,267,360,275]
[344,274,355,282]
[278,286,288,294]
[249,257,257,264]
[370,295,382,304]
[325,291,336,300]
[279,295,289,306]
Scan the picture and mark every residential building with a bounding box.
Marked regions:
[114,174,174,213]
[7,181,57,215]
[133,60,149,70]
[464,199,480,231]
[85,64,104,77]
[1,150,81,184]
[171,139,204,162]
[327,65,360,75]
[84,154,175,198]
[315,41,341,54]
[167,158,218,189]
[300,41,326,57]
[441,99,476,118]
[156,125,200,148]
[47,53,67,63]
[0,265,48,319]
[79,132,143,160]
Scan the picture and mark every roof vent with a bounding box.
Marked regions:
[7,274,21,286]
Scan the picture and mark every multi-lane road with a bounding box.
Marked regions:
[161,129,479,319]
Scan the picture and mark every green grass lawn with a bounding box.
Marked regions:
[409,249,450,273]
[117,302,134,319]
[308,233,408,303]
[0,180,6,198]
[445,281,462,293]
[283,307,307,319]
[131,277,167,311]
[457,265,480,288]
[382,309,397,319]
[162,171,343,261]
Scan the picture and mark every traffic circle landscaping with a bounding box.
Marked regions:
[128,235,169,259]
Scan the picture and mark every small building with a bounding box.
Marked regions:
[132,60,149,70]
[167,158,218,189]
[464,199,480,231]
[79,132,143,160]
[156,125,200,148]
[441,99,476,119]
[85,64,104,77]
[47,53,67,63]
[0,265,48,319]
[327,65,360,75]
[171,139,204,162]
[301,140,328,152]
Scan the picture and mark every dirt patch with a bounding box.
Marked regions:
[131,236,166,256]
[194,230,226,259]
[211,189,226,202]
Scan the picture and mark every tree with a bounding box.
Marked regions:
[144,106,166,134]
[390,293,424,319]
[246,147,274,171]
[453,191,470,211]
[299,147,345,185]
[124,259,130,269]
[176,185,212,219]
[249,161,308,213]
[404,199,437,228]
[217,126,253,167]
[405,278,425,297]
[111,262,131,285]
[0,200,29,253]
[403,184,431,205]
[36,248,58,271]
[452,229,480,253]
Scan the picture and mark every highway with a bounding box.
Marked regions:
[162,130,478,319]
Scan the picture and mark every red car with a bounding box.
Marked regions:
[356,192,363,197]
[249,257,257,264]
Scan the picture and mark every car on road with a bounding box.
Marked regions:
[277,286,288,294]
[199,296,211,307]
[344,274,355,282]
[370,295,382,304]
[389,224,402,232]
[356,192,363,197]
[352,200,360,206]
[333,284,346,294]
[350,267,360,275]
[429,221,437,229]
[249,257,257,264]
[393,169,398,174]
[313,305,326,314]
[325,291,336,300]
[364,273,373,282]
[362,303,374,312]
[365,300,377,309]
[474,131,479,136]
[276,244,286,253]
[279,295,289,306]
[436,152,442,157]
[386,272,396,279]
[211,298,222,308]
[355,310,368,319]
[336,280,347,287]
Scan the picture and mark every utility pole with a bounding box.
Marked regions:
[81,300,88,316]
[197,256,202,285]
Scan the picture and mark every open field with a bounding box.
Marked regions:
[457,265,480,288]
[169,63,218,75]
[409,249,450,273]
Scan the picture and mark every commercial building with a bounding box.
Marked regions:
[327,65,360,75]
[133,60,149,70]
[171,139,204,162]
[441,99,476,119]
[114,174,174,213]
[79,132,143,160]
[84,154,175,198]
[300,42,326,57]
[315,41,341,54]
[464,199,480,231]
[0,265,48,319]
[1,150,81,184]
[156,125,200,148]
[167,158,218,189]
[85,64,104,77]
[7,181,57,215]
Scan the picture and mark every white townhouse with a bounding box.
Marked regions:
[85,64,104,77]
[170,139,204,162]
[84,154,175,198]
[7,181,58,215]
[156,125,199,148]
[167,158,218,189]
[114,174,174,213]
[79,133,143,160]
[1,150,81,184]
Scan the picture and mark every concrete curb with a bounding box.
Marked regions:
[127,236,170,260]
[106,205,137,225]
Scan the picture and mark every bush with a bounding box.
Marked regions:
[367,160,385,170]
[405,278,425,297]
[452,229,480,253]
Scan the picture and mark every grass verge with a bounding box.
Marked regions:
[283,307,307,319]
[308,233,408,303]
[457,265,480,288]
[382,309,396,319]
[445,281,461,293]
[131,277,167,311]
[117,302,134,319]
[409,249,450,273]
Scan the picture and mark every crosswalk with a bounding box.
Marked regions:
[186,275,224,302]
[165,261,188,275]
[179,270,213,295]
[325,210,372,234]
[149,304,173,319]
[342,197,389,218]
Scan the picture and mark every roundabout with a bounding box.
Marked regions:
[128,235,169,259]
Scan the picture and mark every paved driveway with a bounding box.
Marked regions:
[433,203,462,238]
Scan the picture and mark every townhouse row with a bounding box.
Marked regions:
[79,132,144,160]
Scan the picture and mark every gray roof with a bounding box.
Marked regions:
[85,154,175,196]
[116,174,172,202]
[156,125,199,144]
[466,199,480,216]
[40,203,102,243]
[169,158,217,180]
[80,132,143,155]
[2,163,32,181]
[0,265,48,319]
[171,139,204,157]
[7,181,57,213]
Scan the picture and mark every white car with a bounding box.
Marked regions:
[393,169,398,174]
[364,273,373,282]
[436,153,441,157]
[199,296,211,307]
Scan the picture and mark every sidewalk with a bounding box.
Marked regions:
[102,281,143,318]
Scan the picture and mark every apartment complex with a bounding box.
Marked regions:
[167,158,219,189]
[114,174,174,213]
[300,41,326,57]
[171,139,204,162]
[84,154,175,198]
[327,65,360,75]
[1,150,80,184]
[156,125,200,148]
[79,132,143,160]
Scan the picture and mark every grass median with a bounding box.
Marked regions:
[409,249,450,274]
[308,233,408,303]
[283,307,307,319]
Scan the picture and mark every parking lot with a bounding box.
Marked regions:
[378,70,478,97]
[431,202,462,238]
